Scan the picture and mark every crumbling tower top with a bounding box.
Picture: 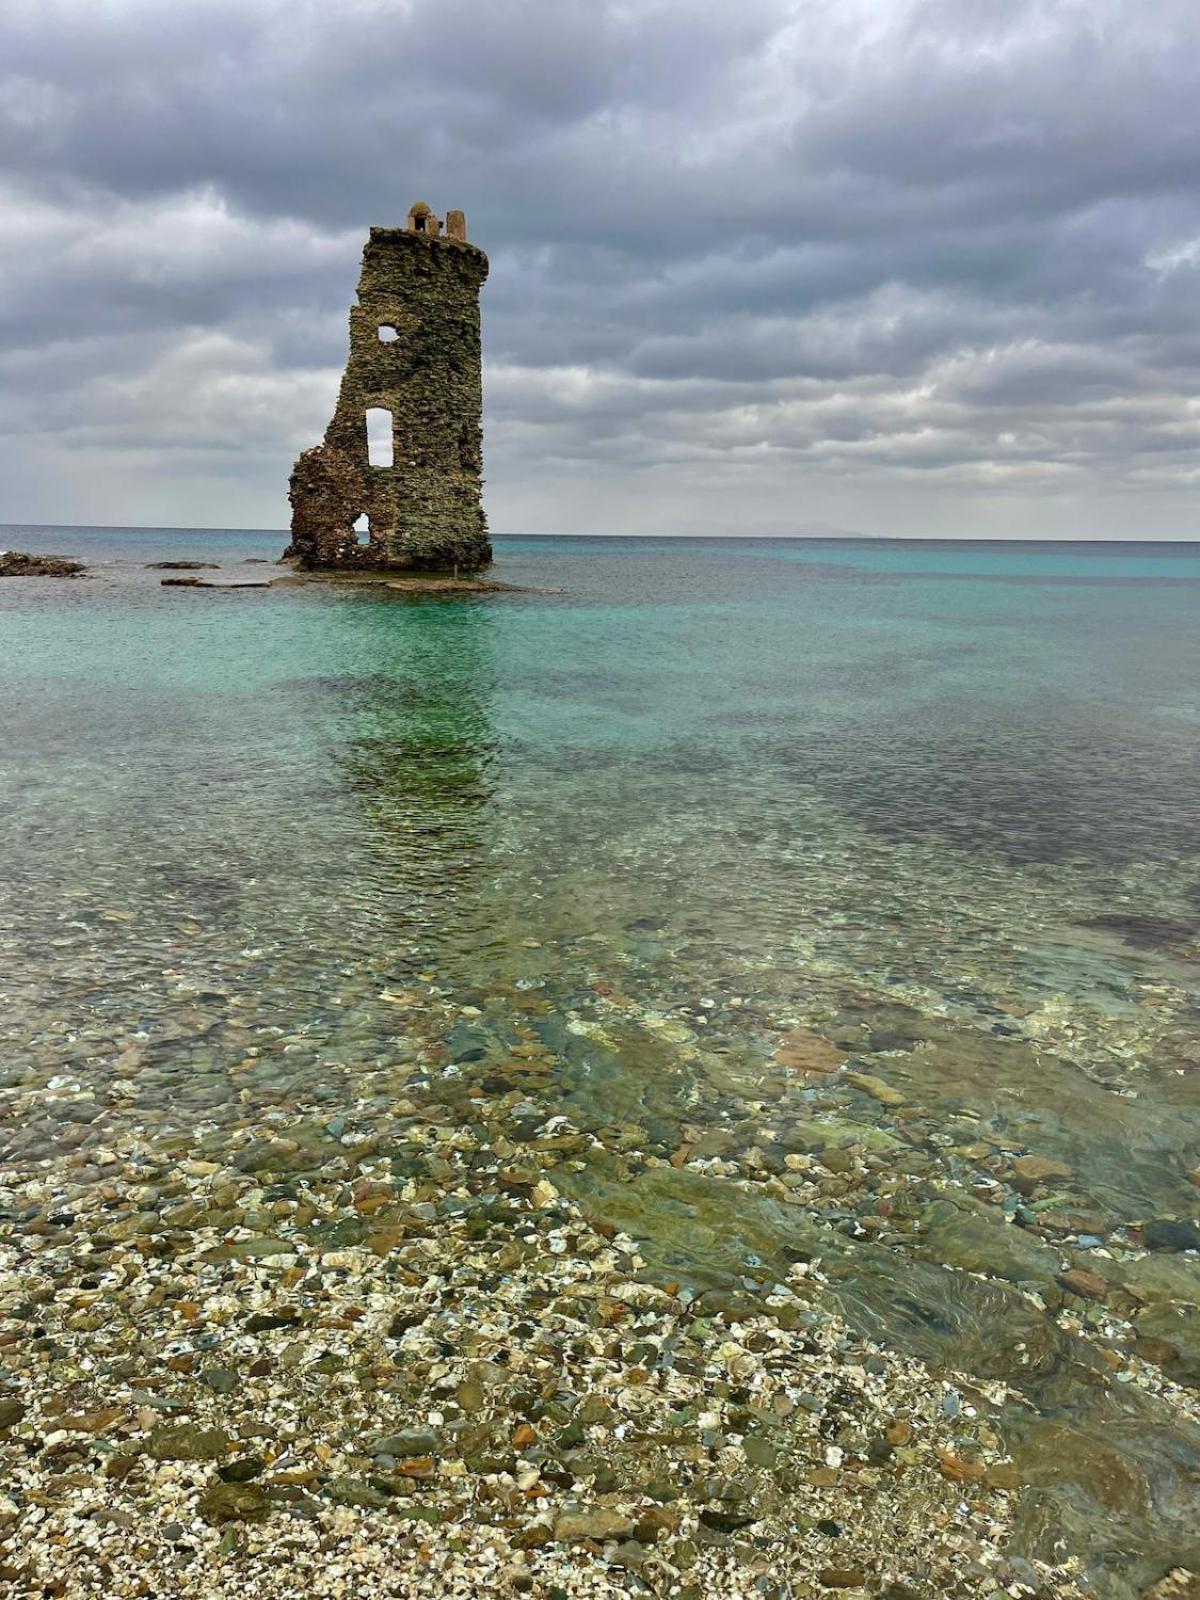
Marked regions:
[406,201,440,237]
[404,202,469,244]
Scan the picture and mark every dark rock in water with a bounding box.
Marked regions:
[554,1508,637,1541]
[370,1429,441,1459]
[698,1507,756,1533]
[145,1423,231,1461]
[1058,1267,1109,1302]
[1143,1218,1200,1252]
[202,1366,240,1394]
[0,551,85,577]
[219,1455,266,1483]
[1085,913,1196,952]
[198,1480,273,1525]
[245,1309,301,1333]
[917,1196,1060,1289]
[146,561,219,570]
[387,1310,424,1338]
[326,1477,391,1510]
[0,1397,26,1428]
[162,576,273,589]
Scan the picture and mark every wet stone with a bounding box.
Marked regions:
[1011,1155,1073,1185]
[326,1477,391,1510]
[198,1481,273,1526]
[1058,1267,1109,1302]
[370,1430,442,1459]
[699,1507,757,1534]
[0,1399,26,1429]
[245,1309,301,1333]
[0,551,86,577]
[553,1509,637,1542]
[202,1367,240,1394]
[1143,1219,1200,1253]
[145,1424,231,1462]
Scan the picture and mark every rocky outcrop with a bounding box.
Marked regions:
[285,203,491,573]
[0,551,85,577]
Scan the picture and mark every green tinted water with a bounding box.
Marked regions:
[2,529,1200,1592]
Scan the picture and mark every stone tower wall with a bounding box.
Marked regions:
[286,215,491,571]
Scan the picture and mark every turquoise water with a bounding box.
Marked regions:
[3,526,1199,1146]
[3,526,1200,1591]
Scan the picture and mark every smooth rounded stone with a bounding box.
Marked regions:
[145,1423,231,1461]
[198,1480,273,1525]
[326,1477,391,1510]
[772,1030,847,1076]
[553,1508,637,1542]
[1143,1219,1200,1253]
[1057,1268,1109,1302]
[916,1195,1061,1287]
[0,1398,26,1429]
[370,1429,442,1459]
[1010,1155,1073,1184]
[845,1071,907,1108]
[202,1366,240,1394]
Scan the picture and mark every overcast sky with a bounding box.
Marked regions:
[2,0,1200,538]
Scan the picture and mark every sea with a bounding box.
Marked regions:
[2,525,1200,1590]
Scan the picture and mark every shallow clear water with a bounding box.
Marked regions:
[3,526,1200,1591]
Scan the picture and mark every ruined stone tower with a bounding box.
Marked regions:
[285,203,490,571]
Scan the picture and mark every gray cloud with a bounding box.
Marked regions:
[2,0,1200,536]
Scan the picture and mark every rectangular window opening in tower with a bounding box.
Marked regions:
[365,408,394,468]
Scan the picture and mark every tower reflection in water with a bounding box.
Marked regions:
[329,590,501,967]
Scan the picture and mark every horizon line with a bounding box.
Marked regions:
[3,522,1200,546]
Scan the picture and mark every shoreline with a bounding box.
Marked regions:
[0,1018,1089,1600]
